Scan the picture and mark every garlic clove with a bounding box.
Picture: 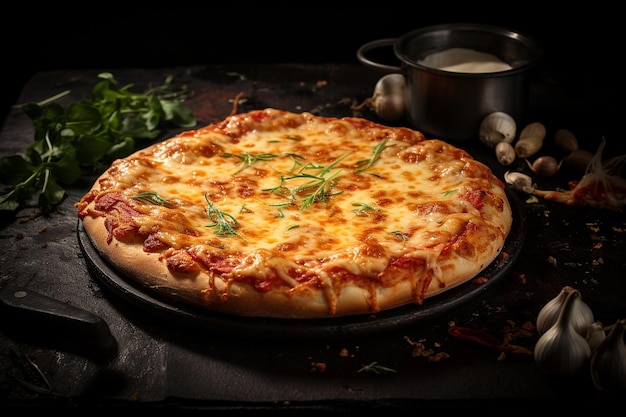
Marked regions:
[370,73,406,122]
[504,171,535,193]
[586,321,606,352]
[534,289,592,376]
[515,122,546,158]
[589,318,626,393]
[495,141,516,166]
[525,156,563,176]
[536,286,594,337]
[479,112,517,149]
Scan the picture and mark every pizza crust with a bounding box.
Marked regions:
[76,108,513,319]
[82,209,509,318]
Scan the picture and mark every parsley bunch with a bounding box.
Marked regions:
[0,72,196,213]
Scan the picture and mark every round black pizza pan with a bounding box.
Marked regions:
[77,189,526,340]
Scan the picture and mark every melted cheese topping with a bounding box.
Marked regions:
[78,109,512,311]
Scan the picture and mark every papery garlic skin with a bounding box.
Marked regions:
[495,141,516,166]
[371,74,406,122]
[526,156,562,177]
[586,321,606,352]
[534,290,591,376]
[479,112,517,149]
[515,122,546,158]
[536,286,594,337]
[504,171,535,193]
[590,318,626,393]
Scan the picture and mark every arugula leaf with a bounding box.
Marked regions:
[0,72,197,213]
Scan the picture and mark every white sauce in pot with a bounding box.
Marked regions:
[419,48,513,73]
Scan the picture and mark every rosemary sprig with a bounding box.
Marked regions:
[222,152,279,173]
[292,170,343,210]
[270,202,292,218]
[129,191,171,206]
[205,195,243,239]
[264,154,348,210]
[357,361,397,375]
[355,141,391,174]
[352,202,377,216]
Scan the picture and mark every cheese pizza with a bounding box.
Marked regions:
[75,108,513,318]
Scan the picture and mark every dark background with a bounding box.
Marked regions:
[1,6,620,139]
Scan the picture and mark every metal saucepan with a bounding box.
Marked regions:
[357,23,543,141]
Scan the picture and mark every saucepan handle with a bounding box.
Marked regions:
[356,38,402,73]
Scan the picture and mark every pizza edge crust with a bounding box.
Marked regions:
[81,206,511,319]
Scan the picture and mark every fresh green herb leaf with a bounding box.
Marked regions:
[222,152,279,173]
[294,170,343,210]
[205,195,243,239]
[270,202,292,218]
[443,189,458,196]
[129,191,171,206]
[264,154,348,210]
[0,72,196,213]
[355,141,391,174]
[357,362,397,375]
[352,202,376,216]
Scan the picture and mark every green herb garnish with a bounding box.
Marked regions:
[357,362,397,375]
[352,202,377,216]
[355,141,390,174]
[129,191,171,206]
[270,202,292,218]
[264,154,347,210]
[443,189,458,196]
[222,152,279,174]
[205,195,243,239]
[0,72,196,213]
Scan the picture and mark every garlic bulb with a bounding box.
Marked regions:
[536,286,594,337]
[525,156,562,176]
[479,112,517,149]
[495,141,516,166]
[586,321,606,351]
[589,318,626,393]
[515,122,546,158]
[534,289,592,376]
[504,171,535,193]
[554,128,578,153]
[369,73,406,122]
